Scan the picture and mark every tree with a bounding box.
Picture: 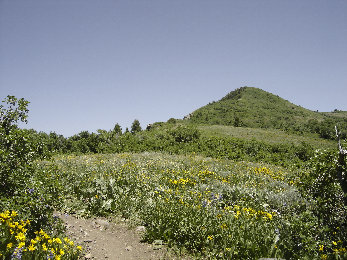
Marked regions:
[113,123,122,135]
[131,119,142,134]
[0,95,33,195]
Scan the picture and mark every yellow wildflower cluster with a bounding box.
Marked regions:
[223,205,274,220]
[331,240,347,256]
[169,177,196,187]
[253,166,285,181]
[0,210,82,259]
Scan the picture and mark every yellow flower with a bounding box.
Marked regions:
[319,245,324,251]
[332,241,337,246]
[28,244,36,251]
[7,243,13,249]
[60,249,65,255]
[18,242,25,248]
[42,243,48,251]
[53,237,62,244]
[77,245,83,250]
[220,223,227,229]
[15,232,26,241]
[207,235,214,240]
[0,211,10,221]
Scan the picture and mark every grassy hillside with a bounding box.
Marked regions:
[188,87,347,139]
[198,124,336,150]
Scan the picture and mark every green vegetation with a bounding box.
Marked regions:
[189,87,347,140]
[35,152,347,259]
[0,96,82,259]
[198,124,336,150]
[1,91,347,259]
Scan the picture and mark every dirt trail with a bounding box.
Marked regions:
[54,212,173,260]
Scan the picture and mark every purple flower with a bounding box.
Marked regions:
[11,247,23,259]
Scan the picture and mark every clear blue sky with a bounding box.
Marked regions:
[1,0,346,137]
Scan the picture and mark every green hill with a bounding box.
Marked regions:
[188,87,347,139]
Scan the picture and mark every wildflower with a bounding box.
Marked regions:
[220,223,227,229]
[11,247,23,259]
[235,211,241,218]
[15,232,26,241]
[54,238,62,244]
[0,211,10,221]
[207,235,214,240]
[332,241,337,246]
[77,245,82,250]
[319,245,324,251]
[7,242,13,249]
[28,244,36,251]
[266,213,273,220]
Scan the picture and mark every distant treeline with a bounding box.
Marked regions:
[26,121,315,167]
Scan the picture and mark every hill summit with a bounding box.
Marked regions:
[188,87,346,139]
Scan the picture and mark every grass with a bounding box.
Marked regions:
[198,124,336,150]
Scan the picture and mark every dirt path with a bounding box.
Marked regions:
[54,212,174,260]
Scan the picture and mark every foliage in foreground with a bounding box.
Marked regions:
[37,152,346,259]
[0,210,82,259]
[0,96,83,259]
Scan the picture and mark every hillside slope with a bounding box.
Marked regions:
[188,87,347,139]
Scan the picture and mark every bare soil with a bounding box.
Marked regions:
[54,212,180,260]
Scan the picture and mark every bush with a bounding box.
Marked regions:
[0,96,33,195]
[168,125,201,143]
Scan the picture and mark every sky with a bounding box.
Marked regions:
[1,0,347,137]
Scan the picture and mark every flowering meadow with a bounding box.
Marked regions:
[32,152,346,259]
[1,96,346,259]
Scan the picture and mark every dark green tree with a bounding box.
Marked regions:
[113,123,122,135]
[131,119,142,134]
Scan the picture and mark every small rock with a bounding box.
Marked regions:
[84,253,92,259]
[125,246,133,251]
[95,219,109,227]
[136,226,146,232]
